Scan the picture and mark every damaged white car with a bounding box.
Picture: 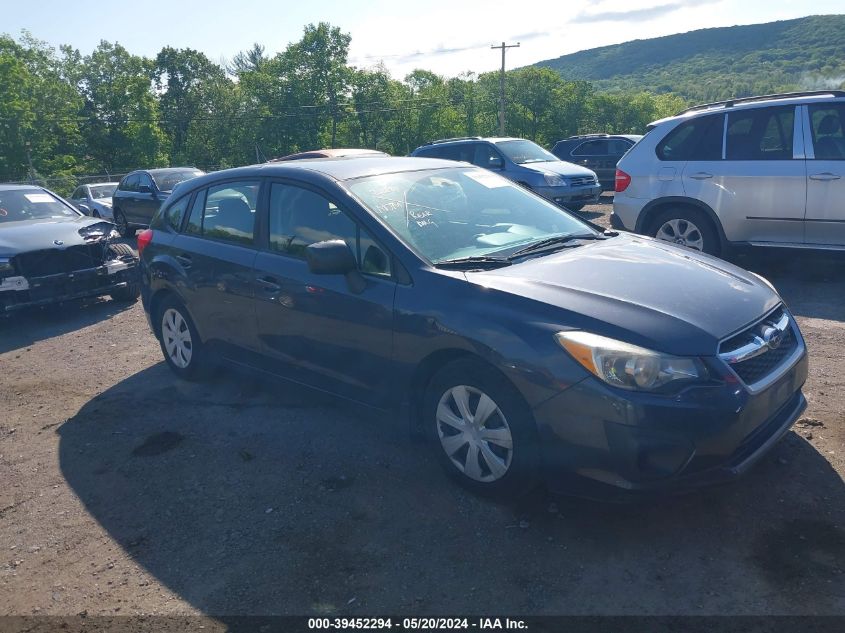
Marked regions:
[0,184,139,314]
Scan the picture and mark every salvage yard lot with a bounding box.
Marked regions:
[1,197,843,617]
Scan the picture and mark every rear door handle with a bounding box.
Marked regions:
[689,172,713,180]
[175,254,192,268]
[256,276,282,292]
[809,172,841,181]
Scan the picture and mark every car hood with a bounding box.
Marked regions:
[472,234,781,356]
[519,160,597,179]
[0,216,116,256]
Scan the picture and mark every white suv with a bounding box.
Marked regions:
[611,90,845,255]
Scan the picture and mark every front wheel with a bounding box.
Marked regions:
[157,298,210,380]
[424,359,539,498]
[113,208,134,238]
[650,207,720,256]
[107,243,140,303]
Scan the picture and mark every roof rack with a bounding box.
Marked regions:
[564,133,610,140]
[677,90,845,116]
[424,136,483,145]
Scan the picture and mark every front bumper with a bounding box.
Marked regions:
[534,184,602,207]
[0,259,138,313]
[533,349,808,501]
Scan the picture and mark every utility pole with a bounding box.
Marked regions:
[491,41,520,136]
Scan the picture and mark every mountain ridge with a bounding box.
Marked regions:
[531,15,845,101]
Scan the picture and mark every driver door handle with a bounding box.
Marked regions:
[689,172,713,180]
[256,276,282,292]
[809,172,841,181]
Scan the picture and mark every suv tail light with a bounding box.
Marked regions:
[615,169,631,193]
[137,229,153,256]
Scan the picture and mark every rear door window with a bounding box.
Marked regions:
[726,106,794,160]
[656,114,724,161]
[572,140,609,156]
[184,181,260,246]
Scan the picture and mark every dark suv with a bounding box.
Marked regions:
[138,157,807,500]
[112,167,204,237]
[552,134,642,190]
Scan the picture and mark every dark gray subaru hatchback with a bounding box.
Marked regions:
[139,157,807,500]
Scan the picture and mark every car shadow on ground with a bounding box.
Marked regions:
[58,363,845,616]
[0,297,137,355]
[730,250,845,323]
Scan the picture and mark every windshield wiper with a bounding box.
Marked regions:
[434,255,512,270]
[507,233,605,259]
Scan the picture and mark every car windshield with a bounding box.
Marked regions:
[0,189,78,223]
[89,184,116,199]
[496,140,558,164]
[346,167,595,263]
[152,170,204,192]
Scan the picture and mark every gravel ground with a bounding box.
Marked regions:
[1,198,843,617]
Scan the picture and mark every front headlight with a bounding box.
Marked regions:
[543,173,567,187]
[555,331,707,392]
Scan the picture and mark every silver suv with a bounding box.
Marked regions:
[611,90,845,255]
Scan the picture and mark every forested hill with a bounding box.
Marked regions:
[533,15,845,102]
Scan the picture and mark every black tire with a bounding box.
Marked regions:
[155,296,210,380]
[566,203,585,212]
[424,358,540,498]
[107,243,140,303]
[649,206,720,256]
[113,208,134,238]
[92,209,100,218]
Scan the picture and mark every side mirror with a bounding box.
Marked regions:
[489,157,504,169]
[138,185,153,194]
[305,240,357,275]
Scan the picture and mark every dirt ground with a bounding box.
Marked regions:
[1,197,843,618]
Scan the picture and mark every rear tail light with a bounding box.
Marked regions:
[615,169,631,193]
[136,229,153,256]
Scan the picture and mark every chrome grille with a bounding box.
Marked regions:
[718,307,800,388]
[569,176,596,187]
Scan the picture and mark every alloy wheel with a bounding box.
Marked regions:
[436,385,513,483]
[161,308,193,369]
[656,218,704,251]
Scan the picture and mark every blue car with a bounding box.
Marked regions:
[411,137,602,211]
[138,157,807,500]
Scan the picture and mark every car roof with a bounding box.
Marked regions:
[651,91,845,127]
[271,148,388,161]
[0,184,42,192]
[174,157,464,192]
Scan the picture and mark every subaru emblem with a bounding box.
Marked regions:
[762,326,783,350]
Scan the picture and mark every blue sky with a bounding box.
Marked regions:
[3,0,843,78]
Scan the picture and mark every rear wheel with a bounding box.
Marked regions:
[649,207,720,256]
[424,359,539,498]
[156,297,210,380]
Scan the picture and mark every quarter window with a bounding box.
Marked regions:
[809,104,845,160]
[725,107,794,160]
[656,114,724,161]
[160,196,189,231]
[268,183,391,276]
